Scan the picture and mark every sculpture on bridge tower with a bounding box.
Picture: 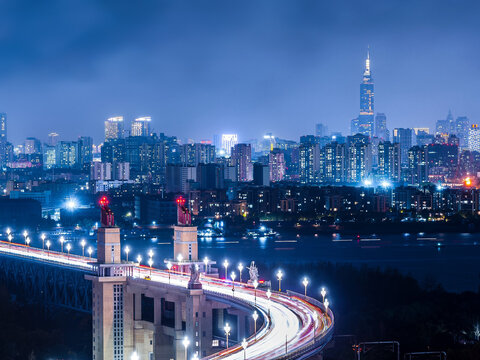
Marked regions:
[247,261,259,283]
[173,196,198,266]
[99,195,115,227]
[96,195,121,264]
[176,196,192,226]
[188,263,202,289]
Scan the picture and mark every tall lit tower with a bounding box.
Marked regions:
[0,113,7,166]
[358,49,374,137]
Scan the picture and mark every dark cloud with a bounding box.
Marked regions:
[1,0,480,143]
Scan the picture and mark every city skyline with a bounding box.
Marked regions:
[2,1,480,144]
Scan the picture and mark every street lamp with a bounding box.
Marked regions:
[22,230,28,243]
[7,234,12,246]
[167,261,172,283]
[41,233,46,251]
[137,254,142,265]
[87,246,93,258]
[66,243,72,257]
[203,256,209,273]
[25,237,31,251]
[252,311,259,341]
[182,336,190,360]
[276,270,283,292]
[231,271,236,295]
[224,323,231,348]
[131,351,139,360]
[148,249,154,259]
[59,236,65,253]
[253,279,258,306]
[324,298,330,313]
[320,287,327,303]
[46,240,51,255]
[302,277,309,297]
[191,354,199,360]
[223,259,229,280]
[80,239,86,257]
[241,338,248,359]
[6,228,11,237]
[125,245,131,262]
[238,262,244,282]
[148,258,153,275]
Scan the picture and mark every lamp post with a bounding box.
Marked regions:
[41,233,46,251]
[276,270,283,292]
[182,336,190,360]
[46,240,51,256]
[253,279,258,306]
[266,288,272,316]
[241,338,248,360]
[231,271,236,296]
[6,228,11,238]
[192,354,199,360]
[80,239,86,257]
[167,261,172,283]
[125,246,130,262]
[25,237,31,252]
[203,256,209,274]
[224,323,231,348]
[148,258,153,276]
[59,236,65,253]
[22,230,28,244]
[148,249,154,259]
[252,311,259,341]
[320,287,327,303]
[131,351,139,360]
[238,262,244,282]
[223,259,229,280]
[7,234,12,247]
[87,246,93,258]
[66,243,71,258]
[302,277,309,297]
[324,298,329,313]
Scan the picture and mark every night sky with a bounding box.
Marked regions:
[2,0,480,144]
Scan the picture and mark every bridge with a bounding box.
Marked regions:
[0,198,334,360]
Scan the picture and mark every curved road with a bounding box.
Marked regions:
[0,241,334,359]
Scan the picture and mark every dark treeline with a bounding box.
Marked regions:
[260,262,480,359]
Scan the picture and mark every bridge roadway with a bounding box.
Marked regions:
[0,241,334,359]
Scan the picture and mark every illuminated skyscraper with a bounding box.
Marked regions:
[357,50,374,137]
[221,134,238,156]
[131,116,151,137]
[374,113,388,140]
[346,134,372,183]
[105,116,124,140]
[48,132,59,146]
[393,128,413,165]
[269,149,286,182]
[378,141,401,182]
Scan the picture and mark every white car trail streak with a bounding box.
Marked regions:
[0,241,334,359]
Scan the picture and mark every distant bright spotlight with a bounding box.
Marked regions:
[380,180,391,188]
[65,198,78,210]
[363,179,372,187]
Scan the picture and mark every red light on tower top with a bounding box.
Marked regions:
[176,197,186,205]
[99,195,110,208]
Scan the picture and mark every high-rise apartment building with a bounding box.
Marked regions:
[269,149,286,182]
[346,134,372,183]
[392,128,413,166]
[131,116,151,137]
[455,116,470,148]
[378,141,401,182]
[48,132,59,146]
[323,142,346,183]
[407,146,428,185]
[468,124,480,152]
[24,137,42,154]
[56,141,78,168]
[181,143,216,166]
[105,116,124,140]
[230,143,252,182]
[221,134,238,156]
[299,142,320,184]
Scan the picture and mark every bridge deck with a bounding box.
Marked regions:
[0,241,333,359]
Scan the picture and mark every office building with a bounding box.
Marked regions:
[468,124,480,152]
[392,128,413,165]
[323,142,346,183]
[407,146,428,185]
[131,116,151,137]
[378,141,401,182]
[253,163,270,186]
[24,137,42,155]
[48,132,59,146]
[374,113,388,140]
[105,116,124,140]
[315,123,328,137]
[221,134,238,156]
